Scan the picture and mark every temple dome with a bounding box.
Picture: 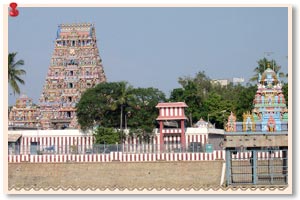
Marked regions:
[260,67,279,87]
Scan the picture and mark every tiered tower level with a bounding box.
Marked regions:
[39,23,106,129]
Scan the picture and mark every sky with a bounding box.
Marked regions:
[8,7,288,106]
[1,1,297,198]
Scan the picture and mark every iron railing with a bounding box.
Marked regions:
[8,142,208,155]
[226,149,288,185]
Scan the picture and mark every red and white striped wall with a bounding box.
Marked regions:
[8,150,285,163]
[231,151,283,160]
[122,134,209,153]
[8,155,30,162]
[19,135,95,155]
[8,151,226,163]
[123,135,161,153]
[17,132,209,155]
[159,107,185,118]
[185,134,208,147]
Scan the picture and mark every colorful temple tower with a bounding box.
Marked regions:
[39,23,106,129]
[224,67,288,186]
[225,67,288,133]
[8,94,40,129]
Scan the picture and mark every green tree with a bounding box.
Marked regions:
[93,127,120,144]
[115,81,134,131]
[233,84,257,121]
[170,70,261,127]
[250,57,285,82]
[76,82,122,130]
[8,52,26,95]
[202,92,234,128]
[170,71,213,125]
[127,87,166,133]
[76,82,166,134]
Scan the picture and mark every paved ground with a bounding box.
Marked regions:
[8,161,224,190]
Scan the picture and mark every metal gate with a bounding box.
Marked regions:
[226,148,288,186]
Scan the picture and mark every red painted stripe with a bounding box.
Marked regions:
[65,137,68,154]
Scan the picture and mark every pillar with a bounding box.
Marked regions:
[180,119,185,150]
[252,149,257,184]
[159,121,164,152]
[226,149,232,186]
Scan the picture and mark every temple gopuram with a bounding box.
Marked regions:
[8,94,40,129]
[224,67,289,186]
[38,23,107,129]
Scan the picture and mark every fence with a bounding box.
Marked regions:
[8,143,209,156]
[226,149,288,185]
[8,151,226,163]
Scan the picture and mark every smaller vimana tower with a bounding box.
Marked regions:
[39,23,106,129]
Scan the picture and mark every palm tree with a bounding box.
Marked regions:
[117,81,134,131]
[250,57,285,82]
[8,52,26,95]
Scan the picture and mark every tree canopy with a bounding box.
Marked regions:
[76,82,166,132]
[93,127,121,144]
[170,72,258,128]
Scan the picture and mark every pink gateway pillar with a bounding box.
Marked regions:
[156,102,188,152]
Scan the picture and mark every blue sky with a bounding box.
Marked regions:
[8,7,288,105]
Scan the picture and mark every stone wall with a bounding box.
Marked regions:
[224,134,288,148]
[8,161,224,189]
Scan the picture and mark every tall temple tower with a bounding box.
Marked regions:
[39,23,106,129]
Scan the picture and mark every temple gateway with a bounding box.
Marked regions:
[39,23,106,129]
[9,23,107,130]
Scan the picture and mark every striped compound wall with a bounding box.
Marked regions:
[8,151,226,163]
[19,135,94,155]
[16,134,209,155]
[231,150,284,160]
[8,150,284,163]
